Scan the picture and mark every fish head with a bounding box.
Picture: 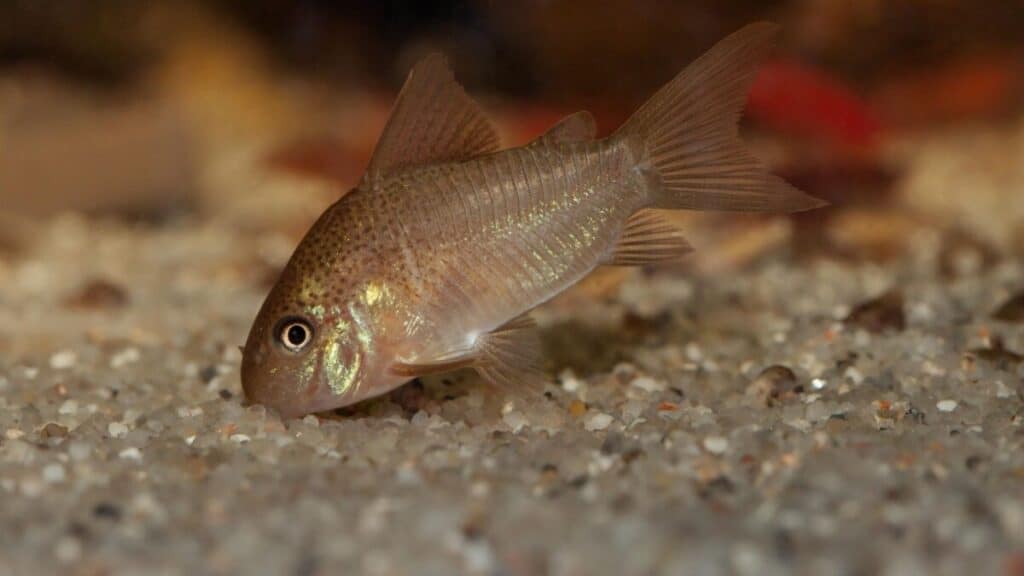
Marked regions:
[241,279,375,418]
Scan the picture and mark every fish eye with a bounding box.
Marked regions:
[276,318,313,352]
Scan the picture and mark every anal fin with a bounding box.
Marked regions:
[605,210,693,266]
[390,315,546,395]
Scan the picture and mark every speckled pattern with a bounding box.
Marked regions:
[4,118,1024,574]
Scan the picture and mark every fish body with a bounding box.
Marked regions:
[242,23,824,417]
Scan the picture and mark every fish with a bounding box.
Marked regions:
[241,22,826,418]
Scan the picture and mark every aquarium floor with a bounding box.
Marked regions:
[4,127,1024,575]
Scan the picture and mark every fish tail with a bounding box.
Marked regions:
[615,22,825,213]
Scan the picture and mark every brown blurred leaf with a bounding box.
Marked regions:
[0,78,197,217]
[63,279,130,310]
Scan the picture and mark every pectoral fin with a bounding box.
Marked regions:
[390,315,546,394]
[605,210,693,266]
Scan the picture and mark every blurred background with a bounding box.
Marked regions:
[2,0,1024,273]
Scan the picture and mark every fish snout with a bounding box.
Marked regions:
[240,337,319,418]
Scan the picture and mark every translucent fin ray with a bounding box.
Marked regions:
[389,315,546,396]
[533,111,597,146]
[616,22,825,213]
[363,54,500,186]
[606,210,693,266]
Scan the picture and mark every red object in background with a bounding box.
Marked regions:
[873,53,1022,128]
[748,59,883,151]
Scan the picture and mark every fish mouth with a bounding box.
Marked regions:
[241,377,339,419]
[240,385,336,419]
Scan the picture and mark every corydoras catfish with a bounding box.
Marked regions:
[241,23,825,417]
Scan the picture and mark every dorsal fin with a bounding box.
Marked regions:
[533,111,597,145]
[362,54,500,186]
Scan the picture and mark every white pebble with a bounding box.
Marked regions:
[502,411,529,433]
[937,400,958,413]
[68,442,91,461]
[922,361,946,377]
[55,537,81,563]
[703,436,729,455]
[631,377,665,393]
[843,366,865,385]
[20,478,43,498]
[685,342,704,362]
[584,412,614,431]
[107,421,129,438]
[119,447,143,461]
[812,378,828,390]
[560,369,583,393]
[230,434,251,444]
[58,400,79,415]
[110,347,141,369]
[49,350,77,370]
[42,463,66,483]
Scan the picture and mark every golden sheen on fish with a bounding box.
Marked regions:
[241,22,825,417]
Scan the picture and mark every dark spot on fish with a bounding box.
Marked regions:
[218,389,233,400]
[845,290,905,333]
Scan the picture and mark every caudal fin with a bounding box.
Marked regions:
[616,22,825,213]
